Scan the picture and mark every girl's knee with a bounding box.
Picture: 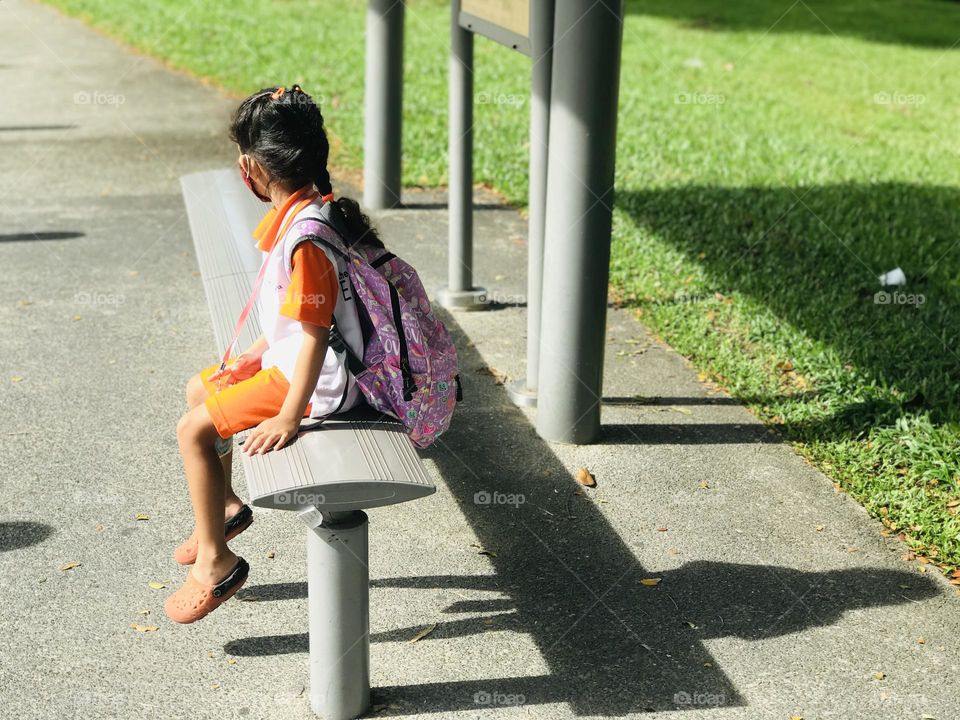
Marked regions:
[176,405,218,448]
[185,373,207,409]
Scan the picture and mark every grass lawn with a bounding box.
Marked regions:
[42,0,960,570]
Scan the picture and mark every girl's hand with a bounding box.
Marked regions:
[207,352,261,384]
[242,414,300,455]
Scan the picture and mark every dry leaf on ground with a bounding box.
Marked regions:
[476,366,508,385]
[130,623,159,633]
[408,624,437,643]
[470,542,497,557]
[576,468,597,487]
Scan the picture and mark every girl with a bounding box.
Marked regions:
[165,85,382,623]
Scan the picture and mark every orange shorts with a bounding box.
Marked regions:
[199,361,312,439]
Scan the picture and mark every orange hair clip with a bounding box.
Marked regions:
[271,86,286,100]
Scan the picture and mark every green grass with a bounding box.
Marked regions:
[44,0,960,568]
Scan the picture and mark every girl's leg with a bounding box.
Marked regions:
[216,449,244,516]
[175,403,239,584]
[186,374,243,517]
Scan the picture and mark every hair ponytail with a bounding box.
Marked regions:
[314,165,334,196]
[334,196,384,249]
[231,84,385,249]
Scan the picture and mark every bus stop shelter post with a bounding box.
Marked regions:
[437,0,487,310]
[508,0,555,408]
[363,0,404,210]
[536,0,624,444]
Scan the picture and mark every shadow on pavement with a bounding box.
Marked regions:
[603,396,743,407]
[0,521,54,552]
[228,312,938,714]
[0,231,85,242]
[0,124,77,132]
[600,423,778,445]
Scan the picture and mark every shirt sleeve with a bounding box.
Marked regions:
[280,241,339,328]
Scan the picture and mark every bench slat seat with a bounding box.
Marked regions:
[180,169,435,512]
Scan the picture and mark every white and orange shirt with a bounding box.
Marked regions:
[253,187,365,417]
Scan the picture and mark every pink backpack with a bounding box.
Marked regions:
[293,204,461,449]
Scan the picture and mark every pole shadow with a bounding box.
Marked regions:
[616,183,960,446]
[229,311,938,714]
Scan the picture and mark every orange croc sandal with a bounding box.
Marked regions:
[173,505,254,565]
[164,557,249,624]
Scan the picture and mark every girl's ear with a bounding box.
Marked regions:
[247,156,270,185]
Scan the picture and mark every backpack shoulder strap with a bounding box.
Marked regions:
[287,212,367,379]
[289,216,347,253]
[287,198,352,255]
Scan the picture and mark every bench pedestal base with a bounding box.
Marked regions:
[435,285,489,310]
[301,509,370,720]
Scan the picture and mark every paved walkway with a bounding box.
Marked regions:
[1,2,957,719]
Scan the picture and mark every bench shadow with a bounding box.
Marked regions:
[229,312,938,714]
[0,521,54,552]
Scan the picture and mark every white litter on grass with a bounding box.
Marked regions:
[879,267,907,286]
[683,57,705,69]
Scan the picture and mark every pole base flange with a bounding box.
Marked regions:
[435,286,489,311]
[506,378,538,408]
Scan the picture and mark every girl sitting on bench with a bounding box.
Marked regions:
[166,85,381,623]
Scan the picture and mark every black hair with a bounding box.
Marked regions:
[229,85,383,248]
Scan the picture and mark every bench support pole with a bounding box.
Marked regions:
[301,509,370,720]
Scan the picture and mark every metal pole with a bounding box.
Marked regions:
[536,0,624,444]
[436,0,486,310]
[301,508,370,720]
[507,0,555,408]
[363,0,404,209]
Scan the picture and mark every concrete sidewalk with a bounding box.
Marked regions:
[1,2,957,719]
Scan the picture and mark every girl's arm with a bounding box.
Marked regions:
[244,334,269,358]
[207,335,269,383]
[242,323,329,454]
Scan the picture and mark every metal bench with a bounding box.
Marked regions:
[180,168,436,720]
